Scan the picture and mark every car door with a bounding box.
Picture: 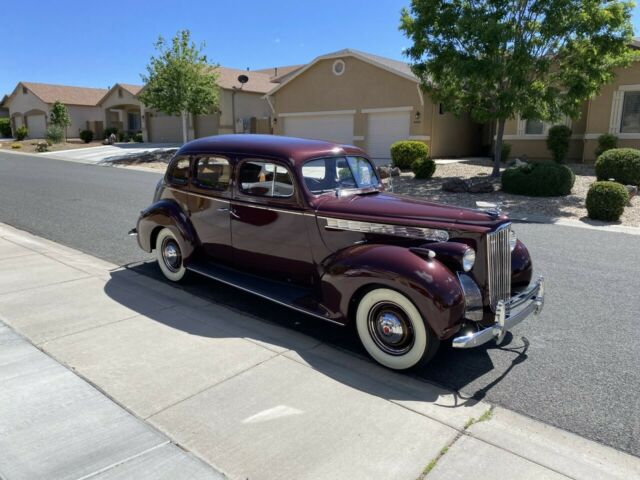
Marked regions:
[231,158,315,286]
[187,155,233,265]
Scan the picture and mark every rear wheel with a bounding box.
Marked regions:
[155,228,186,282]
[355,288,439,370]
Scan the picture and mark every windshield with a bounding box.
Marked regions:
[301,156,379,194]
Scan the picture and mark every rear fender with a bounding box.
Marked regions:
[136,199,198,261]
[320,244,465,339]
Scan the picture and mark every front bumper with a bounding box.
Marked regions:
[452,276,544,349]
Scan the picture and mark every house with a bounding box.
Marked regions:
[0,95,9,118]
[502,38,640,162]
[3,82,106,138]
[96,83,144,138]
[265,49,484,163]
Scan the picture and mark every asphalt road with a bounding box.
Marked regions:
[1,151,639,457]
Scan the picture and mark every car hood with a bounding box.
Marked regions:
[311,192,508,232]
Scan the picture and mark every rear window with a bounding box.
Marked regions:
[194,156,231,191]
[238,160,294,198]
[167,156,190,185]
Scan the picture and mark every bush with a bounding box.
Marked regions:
[595,134,618,158]
[133,132,143,143]
[117,132,130,142]
[11,142,21,149]
[103,127,118,138]
[45,125,64,144]
[595,148,640,186]
[586,181,629,221]
[35,141,49,152]
[412,158,436,179]
[0,118,11,138]
[546,125,572,163]
[79,129,94,143]
[500,142,511,163]
[390,141,429,170]
[15,126,28,140]
[502,162,575,196]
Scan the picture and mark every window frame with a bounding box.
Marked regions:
[619,90,640,134]
[191,155,233,195]
[235,158,296,202]
[165,155,191,187]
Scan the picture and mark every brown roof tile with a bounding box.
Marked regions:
[214,67,275,94]
[21,82,108,106]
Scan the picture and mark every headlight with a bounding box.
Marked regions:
[462,248,476,272]
[510,230,517,252]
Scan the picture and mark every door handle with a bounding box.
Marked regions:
[217,207,230,212]
[230,209,240,219]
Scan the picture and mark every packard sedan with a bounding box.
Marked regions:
[132,135,544,370]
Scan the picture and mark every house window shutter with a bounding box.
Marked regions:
[609,91,624,134]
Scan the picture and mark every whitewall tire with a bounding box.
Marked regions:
[155,228,187,282]
[355,288,439,370]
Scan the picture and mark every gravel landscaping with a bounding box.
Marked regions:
[106,149,177,170]
[0,139,104,153]
[386,158,640,228]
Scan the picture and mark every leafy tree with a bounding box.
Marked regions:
[49,101,71,140]
[401,0,636,176]
[139,30,219,143]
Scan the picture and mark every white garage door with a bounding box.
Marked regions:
[366,111,411,161]
[26,114,47,138]
[283,113,354,145]
[148,113,183,143]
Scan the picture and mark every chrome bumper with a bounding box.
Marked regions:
[452,276,544,349]
[127,228,138,237]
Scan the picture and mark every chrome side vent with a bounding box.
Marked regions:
[487,224,512,311]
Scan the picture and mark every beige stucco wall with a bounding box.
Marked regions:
[430,108,483,157]
[66,105,103,138]
[100,87,140,110]
[218,89,271,133]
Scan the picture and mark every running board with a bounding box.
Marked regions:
[186,261,342,325]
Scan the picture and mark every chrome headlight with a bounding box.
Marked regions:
[509,230,517,252]
[462,248,476,272]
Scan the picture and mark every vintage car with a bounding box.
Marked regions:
[131,134,544,370]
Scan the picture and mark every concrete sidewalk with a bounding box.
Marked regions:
[0,222,638,480]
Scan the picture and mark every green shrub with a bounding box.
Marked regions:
[586,181,629,221]
[133,132,143,143]
[104,127,118,138]
[595,148,640,186]
[500,143,511,163]
[412,158,436,179]
[45,125,64,144]
[79,129,94,143]
[11,142,21,149]
[546,125,572,163]
[502,162,575,196]
[0,118,11,138]
[15,126,28,140]
[35,141,49,152]
[117,132,130,142]
[595,134,618,158]
[390,140,429,170]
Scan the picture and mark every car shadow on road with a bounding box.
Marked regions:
[104,262,530,409]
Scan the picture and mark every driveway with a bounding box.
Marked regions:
[40,143,180,164]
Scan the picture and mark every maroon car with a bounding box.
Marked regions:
[132,134,544,370]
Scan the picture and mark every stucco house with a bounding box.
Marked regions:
[265,49,484,163]
[3,82,107,138]
[502,38,640,163]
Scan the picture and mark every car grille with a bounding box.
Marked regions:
[486,224,512,311]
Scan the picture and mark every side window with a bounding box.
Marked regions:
[194,156,231,191]
[239,160,294,198]
[167,156,190,185]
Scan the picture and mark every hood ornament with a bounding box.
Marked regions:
[476,201,503,217]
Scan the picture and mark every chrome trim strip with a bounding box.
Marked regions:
[186,265,343,326]
[457,272,483,322]
[167,187,231,203]
[321,217,449,242]
[486,222,512,311]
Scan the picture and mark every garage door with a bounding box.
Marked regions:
[283,113,354,144]
[366,111,411,162]
[26,114,47,138]
[148,113,183,143]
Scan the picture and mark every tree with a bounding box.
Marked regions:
[400,0,636,176]
[49,101,71,141]
[139,30,219,143]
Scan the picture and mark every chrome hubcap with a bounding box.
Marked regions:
[161,238,182,273]
[367,302,415,356]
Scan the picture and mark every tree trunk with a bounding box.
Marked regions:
[493,118,506,177]
[181,111,188,144]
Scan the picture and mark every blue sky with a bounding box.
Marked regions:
[2,0,639,96]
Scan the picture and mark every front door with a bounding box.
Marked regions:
[231,158,315,286]
[187,155,233,265]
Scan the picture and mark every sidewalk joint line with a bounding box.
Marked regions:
[0,274,92,298]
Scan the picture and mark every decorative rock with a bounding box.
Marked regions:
[625,185,637,204]
[442,177,497,193]
[390,167,401,177]
[376,167,390,180]
[467,178,496,193]
[442,178,468,193]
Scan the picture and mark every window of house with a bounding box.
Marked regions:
[239,160,293,198]
[620,91,640,133]
[525,119,545,135]
[194,156,231,191]
[167,156,190,185]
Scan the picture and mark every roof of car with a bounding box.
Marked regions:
[177,134,366,165]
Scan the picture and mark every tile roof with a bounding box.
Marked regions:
[630,37,640,49]
[21,82,108,106]
[254,64,305,81]
[214,67,276,94]
[118,83,143,95]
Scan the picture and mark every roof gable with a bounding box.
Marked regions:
[97,83,143,105]
[18,82,108,106]
[214,67,276,94]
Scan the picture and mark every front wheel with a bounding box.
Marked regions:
[155,228,187,282]
[356,288,439,370]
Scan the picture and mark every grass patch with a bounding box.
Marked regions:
[422,446,450,477]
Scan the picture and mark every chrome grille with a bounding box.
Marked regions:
[486,224,512,311]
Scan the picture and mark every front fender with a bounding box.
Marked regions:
[320,244,466,339]
[136,199,199,261]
